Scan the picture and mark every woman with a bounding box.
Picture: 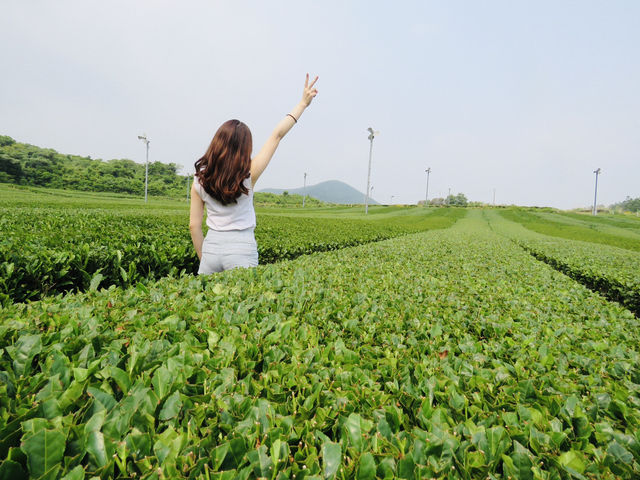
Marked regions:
[190,74,319,274]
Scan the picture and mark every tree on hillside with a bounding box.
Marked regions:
[104,159,137,178]
[0,155,24,182]
[23,157,58,186]
[446,193,468,206]
[0,136,15,147]
[148,161,179,178]
[612,196,640,212]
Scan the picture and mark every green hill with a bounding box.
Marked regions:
[0,135,188,197]
[261,180,379,205]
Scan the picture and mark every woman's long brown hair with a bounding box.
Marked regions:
[194,119,252,205]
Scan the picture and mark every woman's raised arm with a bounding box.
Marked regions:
[250,74,318,188]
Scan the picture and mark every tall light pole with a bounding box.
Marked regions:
[592,168,601,216]
[365,127,378,214]
[137,134,150,203]
[424,168,431,206]
[390,195,395,205]
[303,172,307,208]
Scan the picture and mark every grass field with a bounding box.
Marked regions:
[1,186,639,479]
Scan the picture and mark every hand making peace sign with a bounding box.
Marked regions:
[302,73,319,106]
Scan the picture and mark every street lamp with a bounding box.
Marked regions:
[303,172,307,208]
[390,195,395,205]
[137,134,150,203]
[592,168,601,216]
[365,127,378,214]
[424,168,431,206]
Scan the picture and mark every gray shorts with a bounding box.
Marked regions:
[198,228,259,274]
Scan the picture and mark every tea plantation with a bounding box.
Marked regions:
[0,185,463,305]
[1,188,639,479]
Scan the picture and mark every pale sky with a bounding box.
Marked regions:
[1,1,638,208]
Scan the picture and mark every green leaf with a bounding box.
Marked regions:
[119,266,128,282]
[159,390,182,421]
[606,441,633,465]
[86,431,109,469]
[344,413,363,451]
[7,334,42,376]
[212,443,230,470]
[85,409,106,434]
[86,386,116,412]
[549,431,568,450]
[207,331,220,351]
[108,366,131,395]
[448,389,465,411]
[271,439,282,468]
[502,452,533,480]
[21,428,65,480]
[60,465,85,480]
[377,417,392,440]
[529,426,550,454]
[557,450,585,474]
[322,441,341,479]
[39,399,61,420]
[486,426,510,462]
[0,459,27,480]
[125,430,152,459]
[151,365,174,400]
[0,371,16,398]
[397,456,415,479]
[226,438,248,469]
[466,451,485,469]
[152,426,184,465]
[211,471,239,480]
[247,445,272,478]
[377,457,396,478]
[357,452,376,480]
[572,415,592,440]
[89,272,104,291]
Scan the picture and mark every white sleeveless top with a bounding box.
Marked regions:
[193,176,256,231]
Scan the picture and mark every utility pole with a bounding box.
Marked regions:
[137,134,150,203]
[592,168,601,215]
[365,127,378,214]
[303,172,307,208]
[424,168,431,206]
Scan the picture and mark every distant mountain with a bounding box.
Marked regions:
[260,180,379,205]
